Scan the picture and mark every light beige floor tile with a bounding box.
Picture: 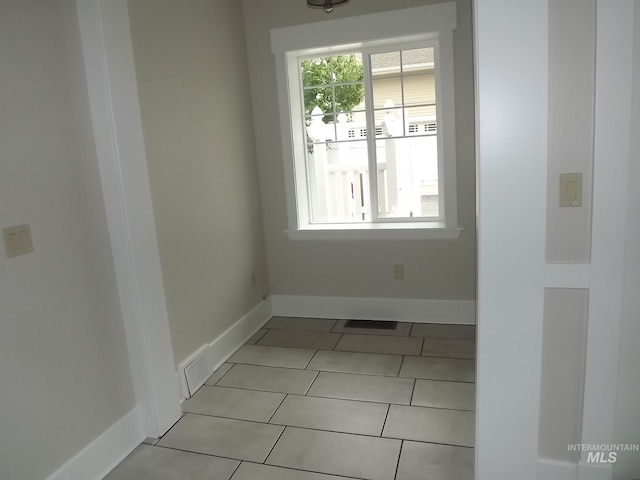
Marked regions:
[399,356,475,382]
[422,338,476,359]
[331,319,412,336]
[231,463,351,480]
[307,371,413,404]
[205,363,234,386]
[258,329,341,350]
[229,344,316,369]
[245,329,268,345]
[266,427,401,480]
[412,380,476,411]
[335,334,422,356]
[182,386,285,421]
[104,445,239,480]
[265,316,337,332]
[307,350,402,376]
[157,414,284,463]
[410,323,476,339]
[382,405,475,447]
[270,394,388,436]
[217,364,318,394]
[396,442,474,480]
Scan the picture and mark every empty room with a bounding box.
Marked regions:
[0,1,638,480]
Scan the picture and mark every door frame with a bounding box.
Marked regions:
[76,0,181,438]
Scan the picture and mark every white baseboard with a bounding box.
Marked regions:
[46,406,144,480]
[537,458,577,480]
[177,298,272,400]
[270,295,476,324]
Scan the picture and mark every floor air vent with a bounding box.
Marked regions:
[344,320,398,330]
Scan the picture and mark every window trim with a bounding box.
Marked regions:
[271,3,460,240]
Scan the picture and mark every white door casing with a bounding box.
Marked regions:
[76,0,181,438]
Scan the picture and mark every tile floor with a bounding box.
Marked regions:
[105,317,476,480]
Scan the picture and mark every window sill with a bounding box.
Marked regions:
[286,222,462,241]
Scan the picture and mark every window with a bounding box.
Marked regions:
[271,3,460,240]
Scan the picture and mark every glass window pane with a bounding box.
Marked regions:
[375,107,405,138]
[402,47,435,70]
[402,72,436,106]
[334,85,366,115]
[306,139,370,223]
[371,51,401,75]
[375,137,439,219]
[306,114,337,143]
[301,54,365,117]
[371,51,402,109]
[401,47,436,107]
[404,106,436,136]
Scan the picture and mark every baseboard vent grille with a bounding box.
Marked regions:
[184,354,209,397]
[344,320,398,330]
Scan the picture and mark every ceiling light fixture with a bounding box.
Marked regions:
[306,0,350,14]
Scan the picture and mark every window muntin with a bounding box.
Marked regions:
[299,44,440,224]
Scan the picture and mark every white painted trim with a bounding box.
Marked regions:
[544,264,591,289]
[580,0,633,468]
[286,225,462,241]
[576,461,612,480]
[272,3,460,236]
[474,0,548,478]
[270,295,476,324]
[177,299,272,401]
[76,0,181,437]
[537,458,577,480]
[46,407,144,480]
[270,3,457,54]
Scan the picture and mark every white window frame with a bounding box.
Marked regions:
[271,3,460,241]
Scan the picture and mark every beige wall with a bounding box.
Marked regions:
[0,1,136,478]
[242,0,476,301]
[128,0,269,365]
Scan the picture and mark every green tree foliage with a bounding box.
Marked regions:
[301,54,364,123]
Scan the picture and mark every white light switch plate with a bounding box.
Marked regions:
[3,224,34,258]
[559,173,583,207]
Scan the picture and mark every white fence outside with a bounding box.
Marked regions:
[306,108,439,223]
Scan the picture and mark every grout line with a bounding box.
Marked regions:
[153,436,474,467]
[409,378,417,406]
[228,461,242,479]
[218,360,410,378]
[267,394,289,424]
[393,440,404,480]
[303,350,319,369]
[182,394,475,434]
[205,363,235,386]
[380,403,391,437]
[303,370,321,395]
[332,333,343,350]
[397,355,405,377]
[263,426,287,465]
[241,460,371,480]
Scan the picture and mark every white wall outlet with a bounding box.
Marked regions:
[3,224,34,258]
[394,264,405,280]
